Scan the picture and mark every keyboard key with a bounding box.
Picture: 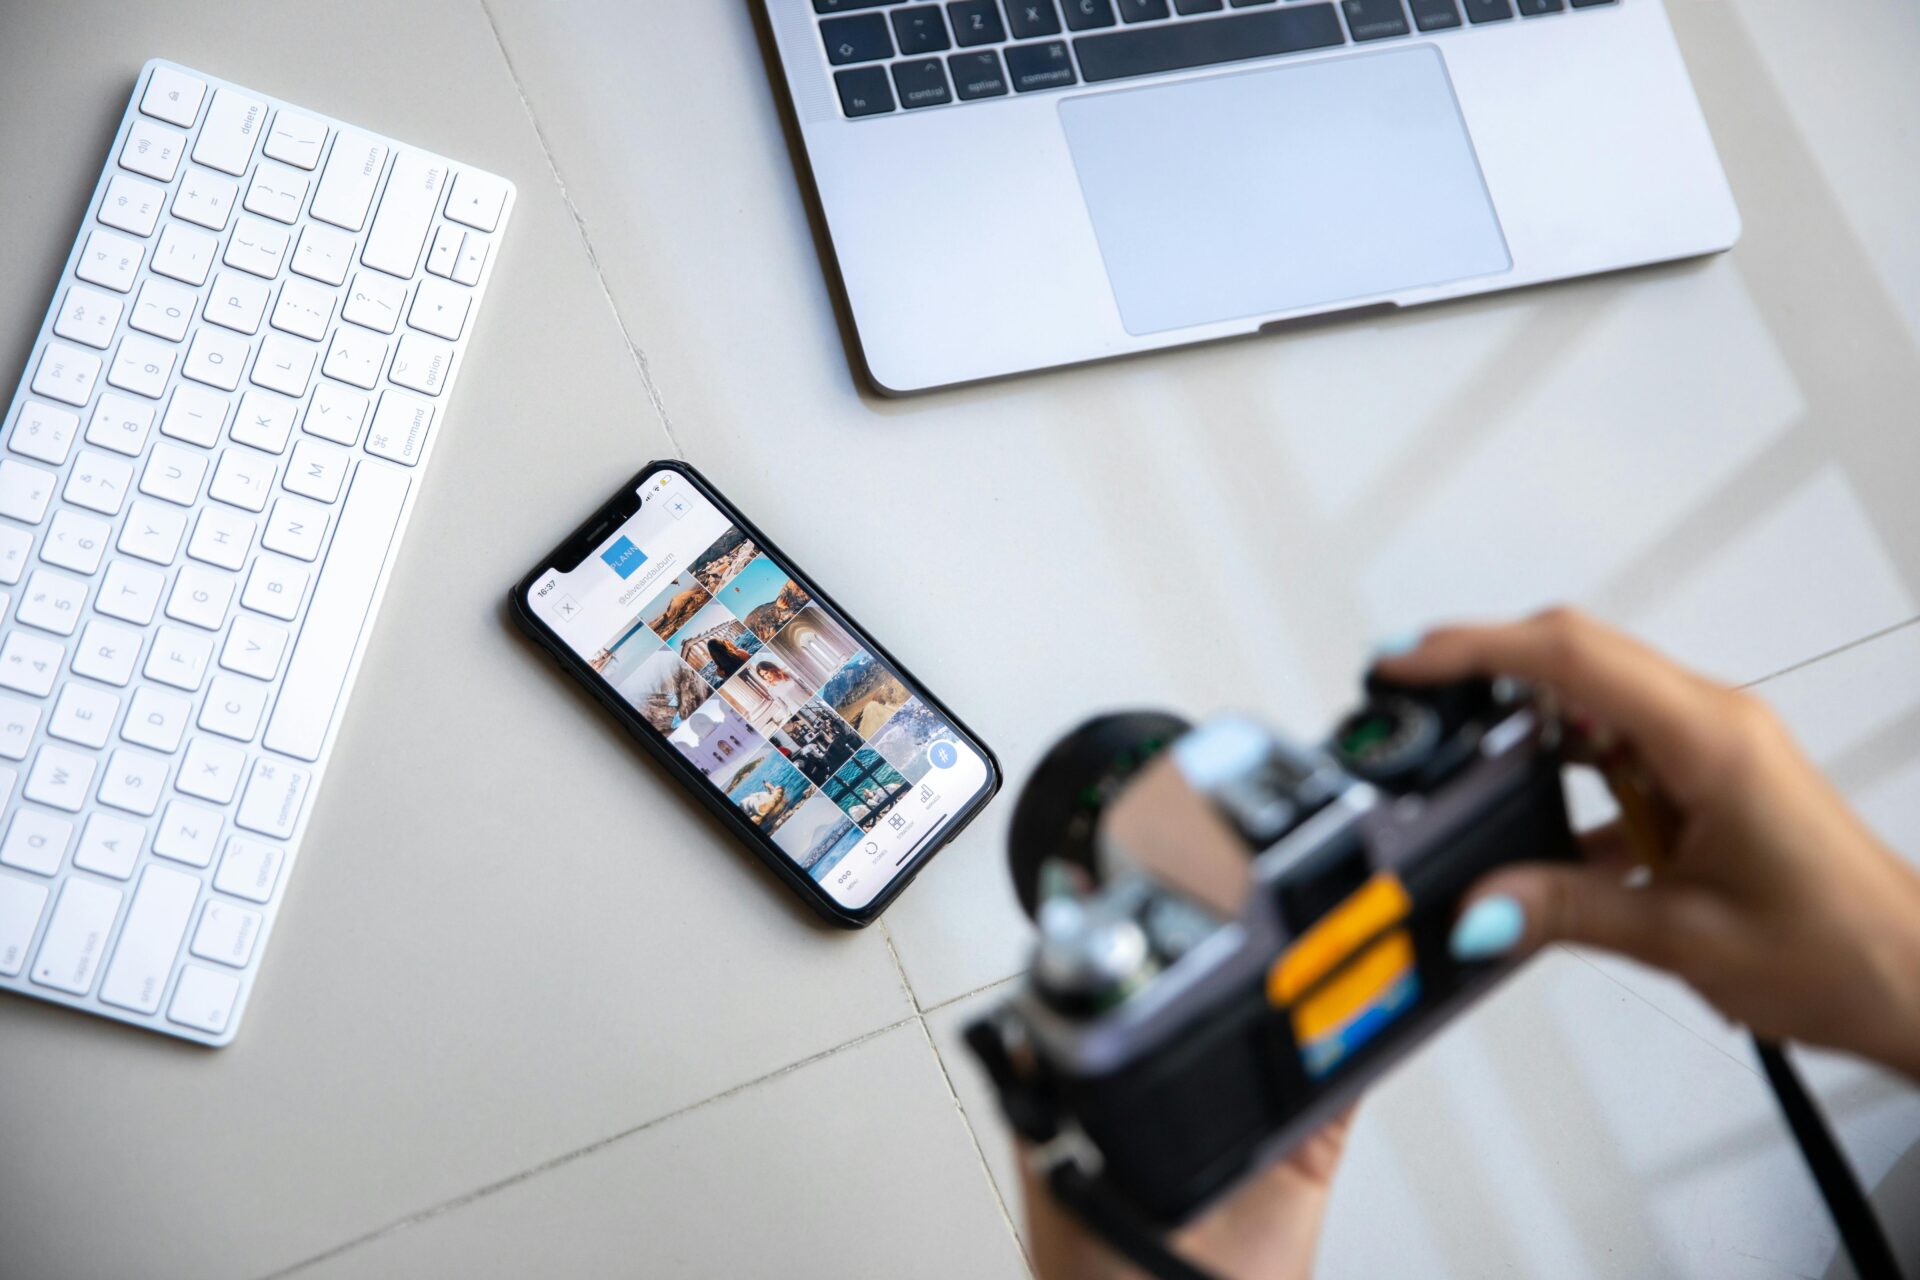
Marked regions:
[178,735,245,804]
[323,328,389,390]
[140,442,211,506]
[303,382,368,446]
[243,161,311,224]
[87,393,157,457]
[172,167,240,231]
[123,685,194,753]
[153,222,217,286]
[445,171,510,233]
[141,65,208,128]
[1173,0,1222,11]
[892,5,953,52]
[814,0,896,9]
[1343,0,1409,37]
[835,66,897,118]
[120,117,187,183]
[264,109,328,170]
[0,525,29,584]
[291,222,355,286]
[184,327,250,391]
[263,464,408,761]
[362,151,446,279]
[8,401,79,466]
[54,284,124,350]
[236,757,310,839]
[1408,0,1462,28]
[98,173,167,238]
[1462,0,1512,20]
[209,447,277,512]
[451,233,488,287]
[77,229,143,295]
[118,500,189,565]
[26,743,98,812]
[74,812,147,879]
[365,389,435,466]
[1116,0,1170,19]
[0,875,49,976]
[407,278,470,341]
[185,505,257,572]
[892,59,955,109]
[285,437,350,501]
[190,898,261,968]
[166,562,237,629]
[98,560,167,625]
[160,382,229,446]
[224,214,290,279]
[1517,0,1562,12]
[0,630,64,696]
[144,624,214,692]
[426,224,462,278]
[131,277,197,342]
[949,0,1009,43]
[204,269,271,335]
[343,275,407,336]
[30,877,121,995]
[311,130,388,232]
[106,333,177,399]
[221,612,291,679]
[241,555,309,621]
[99,864,200,1013]
[167,964,240,1035]
[950,51,1011,99]
[154,800,224,868]
[1569,0,1616,6]
[32,341,102,407]
[0,458,57,523]
[232,389,298,454]
[1062,0,1116,29]
[0,694,40,759]
[1006,0,1063,36]
[76,608,148,683]
[98,747,170,816]
[193,88,268,176]
[1075,4,1344,81]
[49,683,119,749]
[253,332,319,398]
[214,836,283,904]
[41,509,110,575]
[64,449,135,516]
[2,807,73,875]
[822,13,895,63]
[198,673,268,742]
[389,332,452,396]
[1005,40,1079,91]
[273,277,337,341]
[17,568,88,637]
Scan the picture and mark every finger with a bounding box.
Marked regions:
[1375,609,1724,799]
[1450,862,1683,973]
[1577,821,1640,872]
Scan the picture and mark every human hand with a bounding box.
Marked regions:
[1023,1110,1354,1280]
[1377,608,1920,1079]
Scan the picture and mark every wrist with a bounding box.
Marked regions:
[1866,872,1920,1081]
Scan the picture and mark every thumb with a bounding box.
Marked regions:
[1449,864,1681,972]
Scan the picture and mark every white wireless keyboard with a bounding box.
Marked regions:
[0,60,512,1044]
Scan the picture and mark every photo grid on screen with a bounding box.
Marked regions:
[592,524,958,879]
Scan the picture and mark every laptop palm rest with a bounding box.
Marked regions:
[1059,46,1511,337]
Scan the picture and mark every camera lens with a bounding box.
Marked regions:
[1333,694,1443,785]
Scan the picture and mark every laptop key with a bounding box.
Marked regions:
[1117,0,1170,19]
[1461,0,1512,20]
[814,0,896,11]
[1005,40,1080,90]
[822,14,896,64]
[948,0,1008,43]
[835,65,898,116]
[1230,0,1279,6]
[1570,0,1616,6]
[1516,0,1562,12]
[1407,0,1460,27]
[892,5,953,52]
[1005,0,1064,38]
[949,51,1012,99]
[1074,4,1345,82]
[1173,0,1223,13]
[891,58,955,108]
[1062,0,1117,30]
[1342,0,1408,39]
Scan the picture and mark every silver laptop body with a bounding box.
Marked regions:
[761,0,1737,394]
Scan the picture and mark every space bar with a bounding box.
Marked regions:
[1073,5,1347,84]
[263,463,411,762]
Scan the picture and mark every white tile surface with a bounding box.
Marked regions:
[300,1021,1031,1280]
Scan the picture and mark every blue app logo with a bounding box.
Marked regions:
[929,741,958,770]
[601,536,646,579]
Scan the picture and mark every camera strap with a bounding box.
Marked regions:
[1754,1036,1903,1280]
[1044,1161,1224,1280]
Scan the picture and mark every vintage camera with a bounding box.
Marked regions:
[966,676,1578,1231]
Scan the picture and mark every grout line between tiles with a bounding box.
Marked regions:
[914,1017,1038,1278]
[879,917,924,1013]
[475,0,684,458]
[923,970,1025,1016]
[263,1014,922,1279]
[1739,614,1920,690]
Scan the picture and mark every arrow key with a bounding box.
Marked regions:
[408,277,471,341]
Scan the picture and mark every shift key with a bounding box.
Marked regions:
[362,151,447,278]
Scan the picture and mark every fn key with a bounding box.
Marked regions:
[835,66,896,117]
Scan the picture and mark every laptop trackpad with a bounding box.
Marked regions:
[1059,47,1510,336]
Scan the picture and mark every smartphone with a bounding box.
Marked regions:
[511,462,1001,926]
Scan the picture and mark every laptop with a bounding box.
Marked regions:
[759,0,1738,394]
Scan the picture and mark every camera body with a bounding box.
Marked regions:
[967,677,1577,1226]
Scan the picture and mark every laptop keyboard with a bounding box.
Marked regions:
[816,0,1618,118]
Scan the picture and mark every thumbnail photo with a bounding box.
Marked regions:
[770,699,864,788]
[764,604,859,689]
[643,570,710,641]
[691,526,758,594]
[822,747,911,832]
[720,747,812,838]
[809,821,865,884]
[717,651,818,739]
[820,650,913,739]
[669,599,764,688]
[591,613,661,678]
[669,695,765,777]
[614,649,711,734]
[867,697,953,783]
[772,792,858,872]
[717,554,811,642]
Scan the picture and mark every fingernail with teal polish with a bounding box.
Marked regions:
[1372,631,1423,660]
[1450,895,1525,961]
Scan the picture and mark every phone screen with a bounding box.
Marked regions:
[523,467,995,911]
